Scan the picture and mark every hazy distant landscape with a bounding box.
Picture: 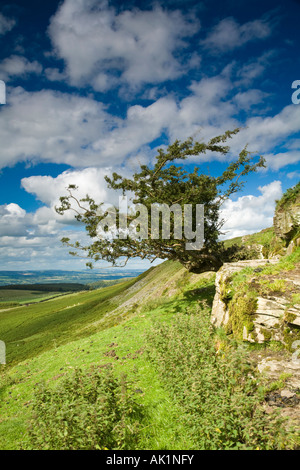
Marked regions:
[0,269,145,286]
[0,269,145,306]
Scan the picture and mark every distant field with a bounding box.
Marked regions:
[0,269,144,287]
[0,289,68,305]
[0,279,136,306]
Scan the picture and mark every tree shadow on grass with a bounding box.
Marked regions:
[183,285,216,308]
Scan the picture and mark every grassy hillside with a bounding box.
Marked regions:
[0,276,140,365]
[0,255,298,450]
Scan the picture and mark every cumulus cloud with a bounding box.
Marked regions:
[0,55,42,82]
[227,104,300,167]
[21,167,116,208]
[0,12,16,36]
[263,151,300,171]
[220,180,282,239]
[0,168,124,269]
[0,87,119,168]
[1,74,300,171]
[201,16,272,52]
[0,87,179,169]
[233,89,270,111]
[0,197,97,269]
[0,203,28,237]
[47,0,200,91]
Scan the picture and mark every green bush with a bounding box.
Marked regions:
[276,181,300,210]
[24,365,145,450]
[145,308,293,450]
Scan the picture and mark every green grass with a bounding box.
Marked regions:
[275,181,300,210]
[244,227,275,246]
[0,254,299,450]
[0,289,70,305]
[0,277,141,366]
[0,296,203,449]
[0,262,217,450]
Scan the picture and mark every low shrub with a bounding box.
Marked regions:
[24,365,145,450]
[145,308,293,450]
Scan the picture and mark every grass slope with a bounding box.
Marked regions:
[0,252,298,450]
[0,261,215,450]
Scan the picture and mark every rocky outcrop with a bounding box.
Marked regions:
[273,190,300,246]
[211,259,278,330]
[211,257,300,427]
[211,259,300,346]
[211,184,300,428]
[257,355,300,426]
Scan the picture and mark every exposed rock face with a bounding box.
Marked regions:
[243,295,300,343]
[211,257,300,427]
[211,259,300,345]
[273,193,300,244]
[257,357,300,389]
[211,259,278,330]
[257,355,300,426]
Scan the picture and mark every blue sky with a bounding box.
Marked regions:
[0,0,299,270]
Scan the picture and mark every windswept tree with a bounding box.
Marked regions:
[56,129,265,273]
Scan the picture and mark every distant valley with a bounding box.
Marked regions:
[0,269,145,287]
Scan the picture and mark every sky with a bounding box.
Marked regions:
[0,0,299,271]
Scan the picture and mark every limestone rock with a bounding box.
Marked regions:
[273,193,300,243]
[257,357,300,389]
[211,259,278,329]
[211,258,300,345]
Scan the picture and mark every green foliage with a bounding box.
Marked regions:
[0,289,66,304]
[0,257,299,450]
[260,247,300,275]
[24,366,145,450]
[222,227,286,259]
[276,181,300,210]
[145,309,292,450]
[56,129,265,273]
[266,373,293,393]
[258,279,287,295]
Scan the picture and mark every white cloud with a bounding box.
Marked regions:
[287,171,300,179]
[93,97,178,159]
[0,55,42,82]
[233,89,270,111]
[21,167,115,208]
[47,0,200,91]
[0,198,157,270]
[0,203,28,237]
[0,12,16,36]
[0,87,178,169]
[0,87,119,168]
[227,104,300,161]
[202,16,272,52]
[1,72,300,173]
[264,151,300,170]
[220,180,282,239]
